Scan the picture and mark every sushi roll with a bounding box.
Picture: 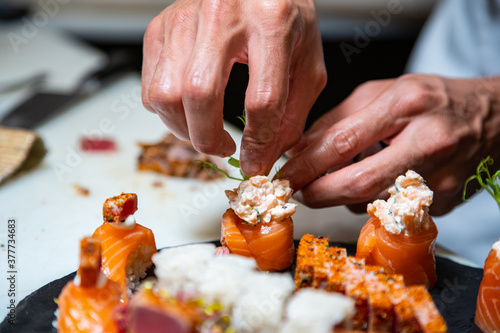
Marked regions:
[356,170,438,288]
[222,176,296,271]
[56,237,122,333]
[475,238,500,333]
[295,234,447,332]
[93,193,157,302]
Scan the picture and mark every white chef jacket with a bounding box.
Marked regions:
[407,0,500,77]
[405,0,500,267]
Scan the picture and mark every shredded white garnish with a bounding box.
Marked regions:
[73,274,81,287]
[96,272,108,289]
[368,170,433,235]
[113,214,136,229]
[492,238,500,260]
[225,176,296,225]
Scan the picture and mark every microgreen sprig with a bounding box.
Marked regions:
[194,158,249,182]
[192,109,285,182]
[237,109,246,126]
[463,156,500,210]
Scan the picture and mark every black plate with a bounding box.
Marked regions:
[0,241,484,333]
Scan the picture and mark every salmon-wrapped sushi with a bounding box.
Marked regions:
[222,176,296,271]
[93,193,157,302]
[57,237,122,332]
[356,170,438,288]
[475,238,500,332]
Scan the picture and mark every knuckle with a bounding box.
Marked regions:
[259,0,299,33]
[166,8,195,27]
[354,79,384,95]
[144,17,160,43]
[148,85,181,111]
[241,132,273,151]
[393,74,445,116]
[183,76,217,103]
[246,91,284,116]
[327,127,359,159]
[262,0,297,20]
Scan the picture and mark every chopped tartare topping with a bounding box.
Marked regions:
[225,176,296,225]
[368,170,433,235]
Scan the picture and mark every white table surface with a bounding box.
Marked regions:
[0,25,499,322]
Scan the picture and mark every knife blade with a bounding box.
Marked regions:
[0,51,132,129]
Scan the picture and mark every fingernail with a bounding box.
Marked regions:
[241,162,262,177]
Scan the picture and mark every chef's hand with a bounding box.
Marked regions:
[280,74,500,216]
[142,0,326,176]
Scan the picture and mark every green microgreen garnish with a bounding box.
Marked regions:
[228,156,240,168]
[463,156,500,210]
[192,109,252,181]
[275,166,282,180]
[237,109,246,126]
[194,159,248,181]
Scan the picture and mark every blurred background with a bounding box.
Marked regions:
[0,0,437,129]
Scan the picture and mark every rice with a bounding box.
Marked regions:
[126,244,156,290]
[153,243,216,295]
[280,289,355,333]
[196,255,258,311]
[231,272,294,333]
[152,245,355,332]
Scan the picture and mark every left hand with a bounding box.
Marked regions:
[279,74,500,216]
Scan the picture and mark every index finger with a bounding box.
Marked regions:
[279,99,404,191]
[181,6,239,157]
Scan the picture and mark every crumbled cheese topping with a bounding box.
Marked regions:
[225,176,296,225]
[367,170,433,235]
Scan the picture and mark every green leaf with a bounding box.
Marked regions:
[228,156,240,168]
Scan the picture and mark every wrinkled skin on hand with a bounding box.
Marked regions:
[280,74,500,216]
[142,0,326,176]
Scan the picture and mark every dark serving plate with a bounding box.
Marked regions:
[0,241,483,333]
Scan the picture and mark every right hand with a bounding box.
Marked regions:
[142,0,326,176]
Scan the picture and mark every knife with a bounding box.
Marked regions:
[0,51,133,129]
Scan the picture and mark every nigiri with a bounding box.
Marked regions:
[222,176,296,271]
[57,237,122,333]
[93,193,157,302]
[356,170,438,288]
[475,238,500,333]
